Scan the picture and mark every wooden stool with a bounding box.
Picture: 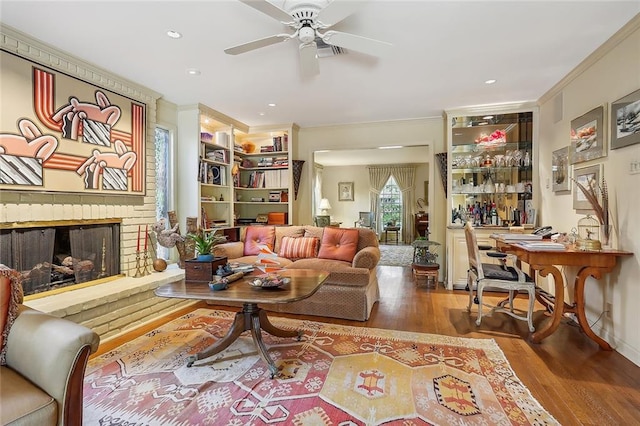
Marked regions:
[412,262,439,288]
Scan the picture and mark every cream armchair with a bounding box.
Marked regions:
[0,304,100,425]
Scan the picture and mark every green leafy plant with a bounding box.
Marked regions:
[186,231,227,256]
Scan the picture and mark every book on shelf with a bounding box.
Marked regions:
[200,162,226,185]
[204,148,228,163]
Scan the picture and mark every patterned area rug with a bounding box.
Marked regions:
[378,244,414,266]
[84,309,558,425]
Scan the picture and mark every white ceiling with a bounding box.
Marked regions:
[1,1,638,133]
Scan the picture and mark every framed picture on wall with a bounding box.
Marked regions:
[611,88,640,150]
[552,146,570,192]
[338,181,354,201]
[573,164,602,211]
[570,105,606,164]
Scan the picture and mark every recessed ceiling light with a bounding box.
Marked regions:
[259,112,265,116]
[485,79,497,84]
[378,145,402,150]
[186,68,200,76]
[167,30,182,39]
[268,103,276,107]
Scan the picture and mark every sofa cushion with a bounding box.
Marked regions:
[0,366,57,425]
[243,226,276,256]
[1,266,22,366]
[317,227,359,263]
[279,236,319,260]
[274,226,305,254]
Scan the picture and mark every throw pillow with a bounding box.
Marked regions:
[317,227,359,263]
[1,266,23,365]
[243,226,276,256]
[279,236,319,260]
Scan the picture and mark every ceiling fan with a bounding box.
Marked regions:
[225,0,392,76]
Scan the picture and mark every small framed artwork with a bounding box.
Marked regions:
[552,146,570,192]
[315,215,331,227]
[358,211,373,227]
[573,164,602,211]
[570,105,606,164]
[338,181,354,201]
[256,214,268,223]
[611,88,640,150]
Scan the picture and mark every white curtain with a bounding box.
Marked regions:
[313,163,323,219]
[390,165,417,243]
[367,166,392,235]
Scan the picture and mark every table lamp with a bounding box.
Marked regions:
[319,198,332,215]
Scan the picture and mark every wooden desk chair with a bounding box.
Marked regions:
[464,222,536,332]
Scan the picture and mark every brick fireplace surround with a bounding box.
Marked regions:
[24,266,193,342]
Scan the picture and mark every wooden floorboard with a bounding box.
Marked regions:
[94,264,640,425]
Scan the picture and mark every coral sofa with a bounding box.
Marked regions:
[0,268,100,425]
[213,225,380,321]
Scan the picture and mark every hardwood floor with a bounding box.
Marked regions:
[95,265,640,425]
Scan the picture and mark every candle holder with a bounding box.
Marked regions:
[142,249,151,276]
[133,250,144,278]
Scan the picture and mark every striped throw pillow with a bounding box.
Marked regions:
[278,236,319,260]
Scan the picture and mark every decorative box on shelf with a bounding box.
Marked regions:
[185,256,228,284]
[268,212,288,225]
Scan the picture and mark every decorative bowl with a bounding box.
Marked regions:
[208,279,228,291]
[248,274,290,289]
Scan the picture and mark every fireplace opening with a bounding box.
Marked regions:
[0,221,121,296]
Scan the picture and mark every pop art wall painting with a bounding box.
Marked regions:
[0,51,146,195]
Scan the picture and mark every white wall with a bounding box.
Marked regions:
[295,119,447,255]
[538,16,640,365]
[318,163,429,232]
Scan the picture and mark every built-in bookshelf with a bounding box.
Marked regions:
[233,126,294,225]
[177,105,297,232]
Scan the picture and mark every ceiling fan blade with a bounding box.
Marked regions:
[225,34,291,55]
[316,0,366,27]
[238,0,292,23]
[299,42,320,77]
[321,30,392,57]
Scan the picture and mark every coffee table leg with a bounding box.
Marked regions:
[186,311,247,367]
[258,309,303,341]
[250,314,279,379]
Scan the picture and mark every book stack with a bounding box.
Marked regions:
[515,241,566,250]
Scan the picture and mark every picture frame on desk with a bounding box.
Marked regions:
[611,88,640,150]
[573,164,602,211]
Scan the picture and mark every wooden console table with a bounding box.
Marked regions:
[494,239,632,349]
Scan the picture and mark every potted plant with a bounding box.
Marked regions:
[186,231,227,261]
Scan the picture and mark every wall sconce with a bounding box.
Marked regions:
[319,198,332,215]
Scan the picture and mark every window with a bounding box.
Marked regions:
[380,175,402,227]
[155,126,175,261]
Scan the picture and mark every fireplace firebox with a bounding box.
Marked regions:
[0,220,121,296]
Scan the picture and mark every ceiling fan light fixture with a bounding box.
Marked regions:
[299,25,316,43]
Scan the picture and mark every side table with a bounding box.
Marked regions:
[383,226,401,244]
[411,239,440,288]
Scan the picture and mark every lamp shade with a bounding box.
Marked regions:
[319,198,332,215]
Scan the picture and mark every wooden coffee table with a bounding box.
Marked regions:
[155,269,329,378]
